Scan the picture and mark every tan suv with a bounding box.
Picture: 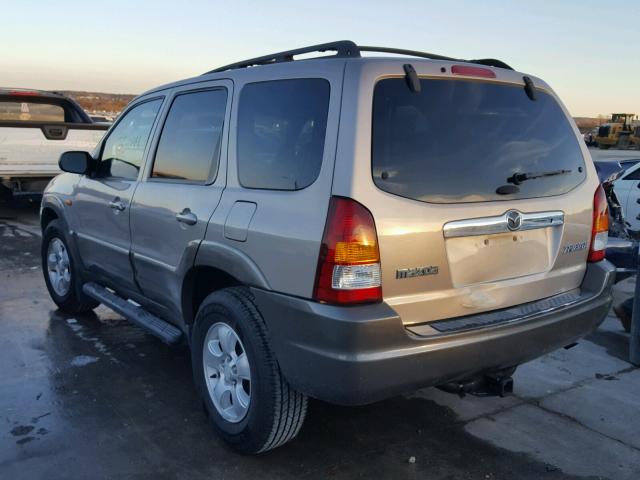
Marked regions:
[41,41,614,453]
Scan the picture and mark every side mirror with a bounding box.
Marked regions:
[59,151,93,175]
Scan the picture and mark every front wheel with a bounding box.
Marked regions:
[42,220,99,314]
[192,287,308,454]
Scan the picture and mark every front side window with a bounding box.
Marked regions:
[372,78,586,203]
[98,99,162,180]
[151,89,227,182]
[237,79,330,190]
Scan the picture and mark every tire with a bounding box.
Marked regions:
[613,303,632,333]
[0,184,11,202]
[192,287,308,454]
[42,219,99,314]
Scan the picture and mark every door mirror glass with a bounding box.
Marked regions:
[59,151,92,174]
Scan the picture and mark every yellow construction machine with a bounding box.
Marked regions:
[595,113,639,149]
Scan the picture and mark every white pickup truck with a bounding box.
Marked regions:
[0,89,109,199]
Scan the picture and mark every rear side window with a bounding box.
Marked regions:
[237,79,330,190]
[372,78,586,203]
[0,101,64,122]
[623,167,640,181]
[99,99,162,180]
[152,89,227,182]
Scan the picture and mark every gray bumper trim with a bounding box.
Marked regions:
[410,288,586,335]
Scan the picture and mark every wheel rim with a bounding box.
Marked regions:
[47,237,71,297]
[203,322,251,423]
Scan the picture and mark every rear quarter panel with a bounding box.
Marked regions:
[200,60,347,298]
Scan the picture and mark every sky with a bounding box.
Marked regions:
[0,0,638,117]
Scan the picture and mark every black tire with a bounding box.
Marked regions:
[613,303,632,333]
[0,184,11,202]
[192,287,308,454]
[42,219,99,314]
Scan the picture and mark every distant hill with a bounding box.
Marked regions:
[61,90,136,116]
[574,117,603,133]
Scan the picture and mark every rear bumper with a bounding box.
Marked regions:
[606,237,637,282]
[253,261,615,405]
[1,176,52,197]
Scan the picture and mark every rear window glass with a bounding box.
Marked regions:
[372,78,586,203]
[237,79,330,190]
[0,101,65,122]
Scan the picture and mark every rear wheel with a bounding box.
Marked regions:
[192,287,308,454]
[42,220,99,314]
[0,184,11,202]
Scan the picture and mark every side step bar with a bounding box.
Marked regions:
[82,282,183,345]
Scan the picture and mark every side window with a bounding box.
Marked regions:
[623,168,640,181]
[98,99,162,179]
[151,89,227,182]
[237,79,330,190]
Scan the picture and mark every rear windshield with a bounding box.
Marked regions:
[372,78,586,203]
[0,101,65,122]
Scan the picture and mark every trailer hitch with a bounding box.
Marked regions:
[437,372,514,398]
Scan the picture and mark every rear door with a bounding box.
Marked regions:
[73,97,164,289]
[129,81,231,318]
[337,63,598,326]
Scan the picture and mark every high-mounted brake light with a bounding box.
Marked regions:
[588,184,609,262]
[8,90,40,97]
[313,197,382,305]
[451,65,496,78]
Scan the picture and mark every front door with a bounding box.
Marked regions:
[73,97,164,290]
[130,82,231,318]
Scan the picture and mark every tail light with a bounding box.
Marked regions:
[313,197,382,304]
[588,184,609,262]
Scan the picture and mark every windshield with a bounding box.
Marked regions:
[372,78,586,203]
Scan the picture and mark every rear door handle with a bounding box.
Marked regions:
[176,208,197,226]
[109,198,126,211]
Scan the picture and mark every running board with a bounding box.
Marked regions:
[82,282,183,345]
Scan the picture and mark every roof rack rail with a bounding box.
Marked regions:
[359,46,514,70]
[466,58,514,70]
[204,40,360,74]
[203,41,513,74]
[358,46,458,62]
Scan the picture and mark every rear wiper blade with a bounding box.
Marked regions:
[507,169,572,185]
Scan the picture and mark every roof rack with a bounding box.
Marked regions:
[205,40,360,74]
[203,41,513,74]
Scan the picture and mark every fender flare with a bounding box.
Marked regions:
[40,194,85,271]
[194,240,270,290]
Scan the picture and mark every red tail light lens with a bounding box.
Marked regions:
[313,197,382,305]
[588,184,609,262]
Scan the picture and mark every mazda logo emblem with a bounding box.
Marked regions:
[506,210,522,231]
